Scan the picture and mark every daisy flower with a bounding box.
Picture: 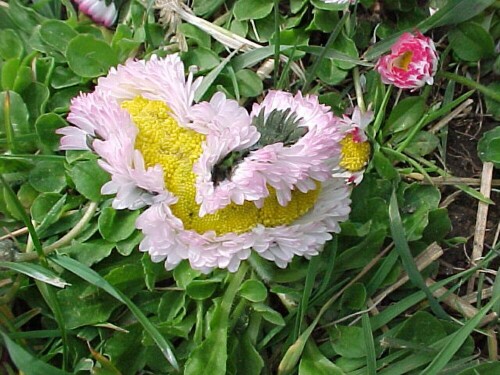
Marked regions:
[375,31,439,90]
[58,54,370,272]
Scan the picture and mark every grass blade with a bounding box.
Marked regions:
[362,313,377,375]
[194,48,239,102]
[0,261,69,288]
[51,254,179,371]
[419,296,500,375]
[389,190,449,320]
[0,331,71,375]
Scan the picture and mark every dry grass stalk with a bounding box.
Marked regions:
[467,162,495,294]
[406,173,500,187]
[425,279,497,327]
[428,99,473,134]
[0,227,29,241]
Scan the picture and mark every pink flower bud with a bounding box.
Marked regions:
[375,31,438,90]
[74,0,118,28]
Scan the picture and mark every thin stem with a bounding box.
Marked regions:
[302,10,350,93]
[439,71,500,103]
[16,202,98,262]
[273,0,280,87]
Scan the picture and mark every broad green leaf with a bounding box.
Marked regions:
[67,160,110,201]
[448,22,495,62]
[0,91,30,135]
[229,332,264,375]
[39,19,77,54]
[478,124,500,168]
[233,0,274,21]
[299,341,345,375]
[186,280,219,300]
[29,160,66,193]
[236,69,264,98]
[340,283,366,310]
[395,311,447,346]
[173,261,202,289]
[0,261,69,288]
[30,192,64,222]
[66,34,118,78]
[192,0,225,16]
[35,113,66,151]
[98,207,140,243]
[239,279,267,302]
[182,47,220,71]
[22,82,50,122]
[483,82,500,121]
[405,131,439,156]
[51,255,179,370]
[330,326,366,358]
[0,29,24,60]
[385,96,426,134]
[252,303,285,326]
[64,240,115,267]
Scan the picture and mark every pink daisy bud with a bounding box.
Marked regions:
[74,0,118,27]
[322,0,357,4]
[375,31,438,90]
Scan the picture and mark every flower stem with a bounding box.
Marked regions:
[221,262,248,314]
[438,71,500,103]
[16,202,98,262]
[353,67,366,113]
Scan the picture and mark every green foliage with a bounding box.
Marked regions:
[1,1,498,374]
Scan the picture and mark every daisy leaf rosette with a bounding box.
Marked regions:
[58,54,370,273]
[375,31,439,90]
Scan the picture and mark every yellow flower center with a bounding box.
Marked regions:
[393,50,413,71]
[339,134,371,172]
[122,97,319,235]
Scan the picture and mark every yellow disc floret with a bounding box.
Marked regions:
[123,97,319,235]
[339,134,371,172]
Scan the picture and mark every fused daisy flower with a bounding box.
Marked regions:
[375,31,438,90]
[74,0,119,27]
[58,55,370,273]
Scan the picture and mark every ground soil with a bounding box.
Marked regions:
[440,107,499,275]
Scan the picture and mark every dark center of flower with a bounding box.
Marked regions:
[393,50,413,71]
[211,108,307,185]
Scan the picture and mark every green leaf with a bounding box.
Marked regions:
[310,0,347,11]
[299,341,345,375]
[483,82,500,121]
[0,332,71,375]
[252,303,285,326]
[239,279,268,302]
[395,311,447,346]
[173,261,202,289]
[22,82,50,122]
[39,19,77,54]
[458,362,500,375]
[448,22,495,62]
[385,96,426,134]
[340,283,366,310]
[29,160,67,193]
[192,0,225,16]
[30,192,64,222]
[0,261,69,288]
[66,34,118,78]
[229,332,264,375]
[316,58,348,85]
[51,255,179,370]
[35,113,66,151]
[420,296,500,374]
[98,207,140,243]
[182,47,220,71]
[68,160,110,201]
[478,126,500,168]
[404,131,439,156]
[330,326,366,358]
[236,69,264,97]
[233,0,274,21]
[65,240,115,267]
[0,91,30,135]
[186,280,219,300]
[389,190,448,319]
[0,29,24,60]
